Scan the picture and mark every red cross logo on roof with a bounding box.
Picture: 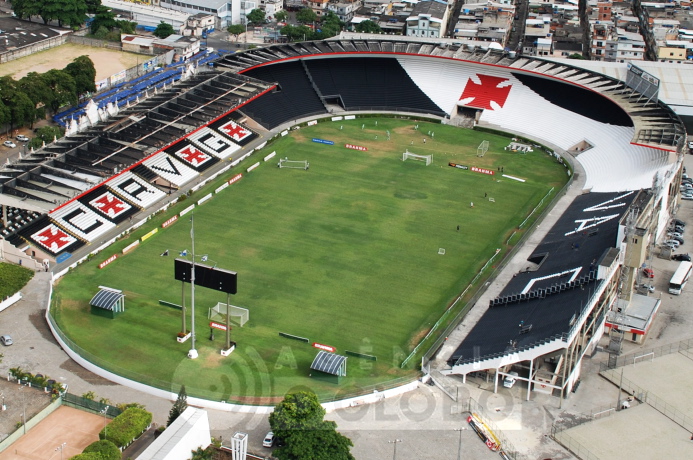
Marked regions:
[219,121,251,141]
[91,192,130,218]
[176,146,211,166]
[32,225,76,252]
[459,74,512,110]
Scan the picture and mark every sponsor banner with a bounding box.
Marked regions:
[448,162,469,170]
[162,216,179,228]
[180,204,195,217]
[99,254,118,269]
[312,342,336,352]
[132,219,148,230]
[281,130,289,137]
[229,173,242,185]
[331,116,343,121]
[110,69,126,86]
[230,158,242,167]
[96,79,109,91]
[142,58,157,72]
[471,166,495,175]
[312,138,334,145]
[122,240,140,254]
[502,174,526,183]
[210,321,228,331]
[307,120,318,126]
[198,193,213,205]
[344,115,356,120]
[345,143,367,151]
[215,182,229,193]
[56,252,72,264]
[141,228,158,241]
[264,151,277,162]
[191,182,205,193]
[247,162,260,172]
[256,141,267,150]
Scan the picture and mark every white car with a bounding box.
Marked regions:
[16,135,29,142]
[664,240,681,248]
[640,283,655,293]
[262,431,275,448]
[683,196,693,201]
[503,371,519,388]
[3,140,16,148]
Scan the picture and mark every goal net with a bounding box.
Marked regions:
[278,157,309,170]
[477,140,489,157]
[209,302,249,327]
[402,150,432,165]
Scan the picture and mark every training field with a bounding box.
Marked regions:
[1,43,149,81]
[51,118,568,402]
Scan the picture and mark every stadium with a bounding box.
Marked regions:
[0,38,686,419]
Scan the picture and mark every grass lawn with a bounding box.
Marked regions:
[0,263,34,300]
[51,118,568,403]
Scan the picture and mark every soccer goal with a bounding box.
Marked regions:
[402,150,432,165]
[209,302,249,327]
[278,157,309,170]
[477,140,489,157]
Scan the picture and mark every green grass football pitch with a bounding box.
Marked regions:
[51,118,568,403]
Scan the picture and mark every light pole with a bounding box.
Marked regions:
[454,427,466,460]
[55,442,66,460]
[388,439,401,460]
[19,386,26,434]
[101,406,110,438]
[188,213,198,359]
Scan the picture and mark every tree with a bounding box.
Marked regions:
[43,69,77,112]
[269,391,354,460]
[275,10,288,23]
[227,24,245,42]
[167,385,188,426]
[116,19,138,34]
[190,447,213,460]
[314,11,343,39]
[85,0,101,14]
[246,8,265,26]
[29,126,64,149]
[11,0,40,20]
[17,72,53,125]
[91,5,117,33]
[82,439,120,460]
[296,7,318,25]
[153,21,175,39]
[355,20,381,34]
[64,55,97,96]
[39,0,88,28]
[568,53,586,60]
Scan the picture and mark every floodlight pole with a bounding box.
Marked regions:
[225,292,231,350]
[188,213,198,359]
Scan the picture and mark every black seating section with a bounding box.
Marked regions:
[305,57,444,115]
[241,61,327,129]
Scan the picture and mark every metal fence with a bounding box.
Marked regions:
[598,337,693,371]
[466,396,523,460]
[600,367,693,432]
[62,393,122,418]
[551,429,601,460]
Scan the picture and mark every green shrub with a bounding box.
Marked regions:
[100,407,152,448]
[69,453,103,460]
[83,439,120,460]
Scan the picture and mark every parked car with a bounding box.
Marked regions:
[668,232,684,238]
[0,335,13,346]
[3,140,16,148]
[640,283,655,293]
[673,219,686,227]
[643,268,655,278]
[671,236,684,244]
[263,431,275,448]
[664,240,681,248]
[682,196,693,201]
[16,135,29,142]
[503,371,519,388]
[673,253,691,261]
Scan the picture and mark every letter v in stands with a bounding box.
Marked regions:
[142,152,198,187]
[459,74,512,111]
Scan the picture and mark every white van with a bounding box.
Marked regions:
[503,371,519,388]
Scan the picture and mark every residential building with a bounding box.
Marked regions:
[328,0,362,23]
[405,0,449,39]
[180,12,217,37]
[259,0,285,21]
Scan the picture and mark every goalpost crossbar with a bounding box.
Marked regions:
[278,157,309,170]
[402,150,432,165]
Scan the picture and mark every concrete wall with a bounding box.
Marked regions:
[0,34,69,64]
